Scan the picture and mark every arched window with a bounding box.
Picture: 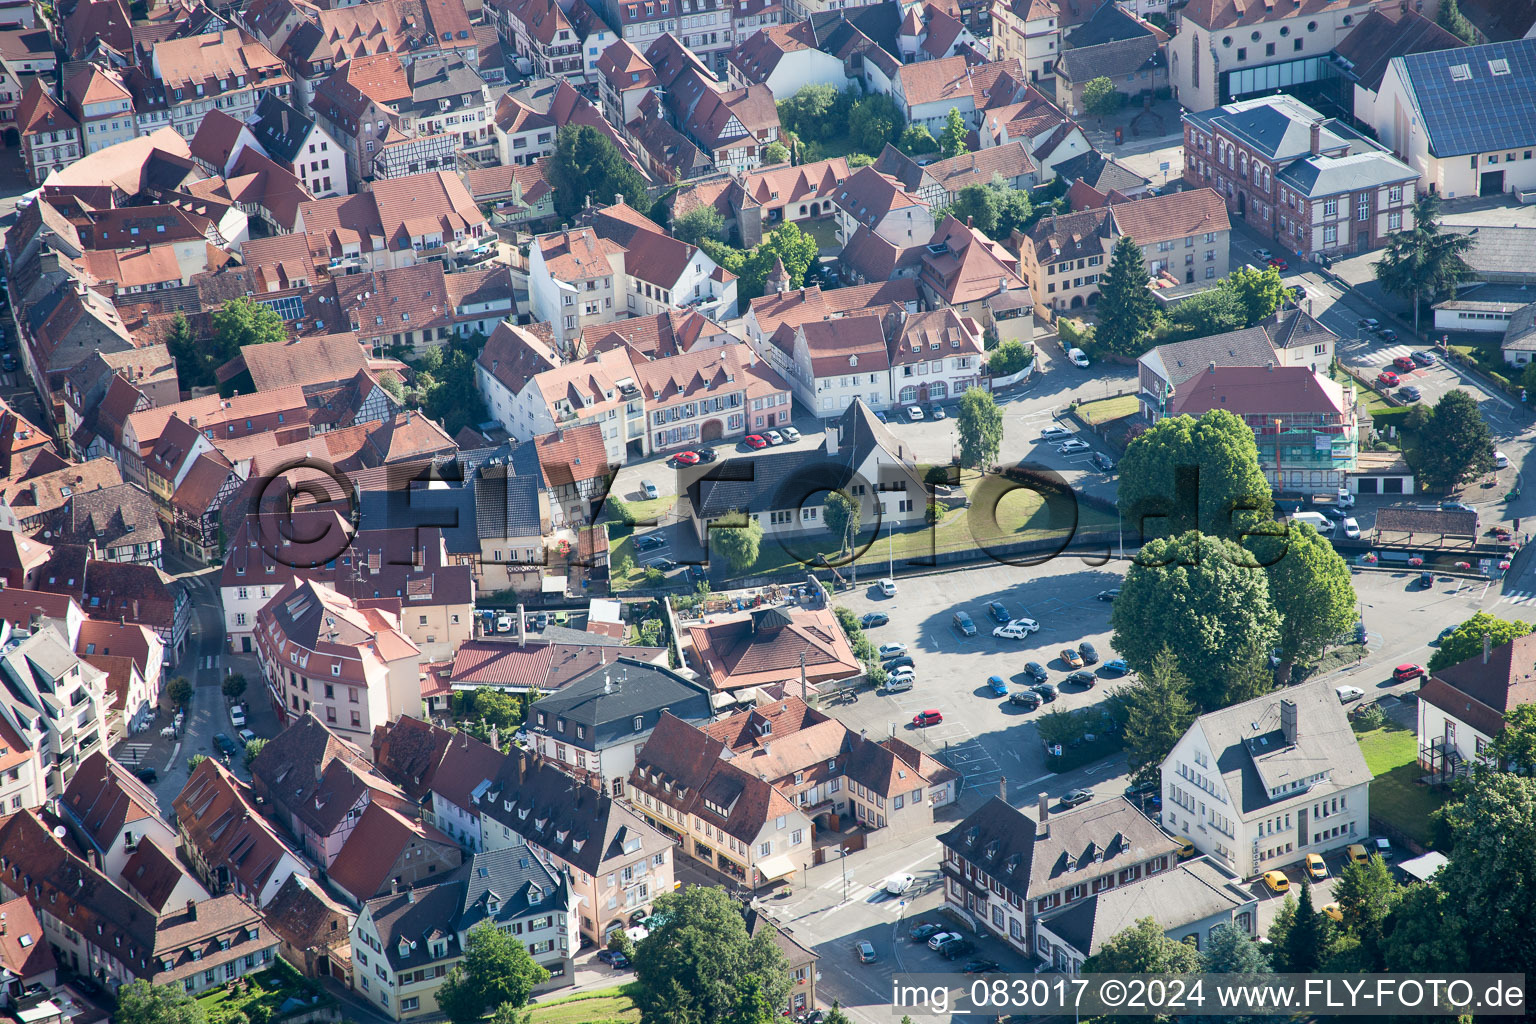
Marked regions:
[899,385,919,403]
[929,381,948,400]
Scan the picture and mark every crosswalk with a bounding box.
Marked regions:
[1500,589,1536,606]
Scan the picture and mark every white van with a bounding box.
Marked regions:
[1290,511,1332,533]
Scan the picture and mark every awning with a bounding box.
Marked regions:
[757,854,797,881]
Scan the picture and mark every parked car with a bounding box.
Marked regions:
[1078,641,1098,664]
[929,404,946,420]
[885,655,915,670]
[1255,248,1274,262]
[860,612,889,628]
[879,577,898,596]
[597,949,630,967]
[927,931,961,951]
[856,940,878,964]
[907,405,925,421]
[1323,505,1348,521]
[1091,452,1115,472]
[1267,256,1289,271]
[495,614,512,633]
[1059,438,1091,453]
[1336,685,1366,703]
[1173,836,1196,860]
[952,611,977,637]
[1124,780,1157,801]
[1358,318,1380,331]
[878,643,908,659]
[1097,589,1119,602]
[133,767,157,784]
[1495,451,1510,469]
[882,674,914,694]
[1322,903,1344,923]
[0,354,15,373]
[229,705,246,728]
[938,938,974,960]
[1398,385,1422,402]
[1068,348,1090,368]
[909,922,944,942]
[993,619,1040,639]
[238,728,257,746]
[696,447,718,463]
[1066,670,1096,687]
[1392,355,1416,372]
[912,709,943,727]
[1378,328,1399,342]
[1372,837,1394,861]
[1009,689,1041,709]
[884,874,916,895]
[1376,370,1400,388]
[780,426,802,442]
[984,675,1008,697]
[640,479,660,500]
[214,733,239,758]
[744,435,768,449]
[1023,662,1049,681]
[634,535,666,552]
[1346,843,1369,865]
[1031,682,1058,701]
[1060,788,1093,808]
[1101,658,1129,674]
[644,558,678,572]
[1305,853,1328,881]
[1342,517,1361,539]
[1262,870,1291,894]
[1290,284,1307,300]
[1411,350,1438,366]
[764,430,785,445]
[672,450,700,466]
[1041,425,1073,439]
[986,600,1011,623]
[1060,648,1084,668]
[1418,571,1434,589]
[964,960,1001,974]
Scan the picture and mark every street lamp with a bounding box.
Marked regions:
[839,845,850,904]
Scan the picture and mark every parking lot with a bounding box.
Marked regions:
[823,559,1130,800]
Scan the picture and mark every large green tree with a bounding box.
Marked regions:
[777,84,845,143]
[1412,389,1495,491]
[1381,881,1469,972]
[1429,772,1536,973]
[1081,76,1124,120]
[956,387,1003,470]
[1257,521,1358,676]
[1119,646,1196,789]
[548,123,648,221]
[115,981,206,1024]
[633,886,791,1024]
[1428,611,1533,672]
[1436,0,1477,45]
[1201,923,1272,1024]
[1095,234,1158,357]
[939,108,968,159]
[1372,193,1474,336]
[1491,703,1536,776]
[898,123,937,155]
[847,93,901,155]
[1162,287,1246,342]
[1083,916,1200,1024]
[950,184,998,237]
[1112,532,1281,708]
[1282,883,1329,973]
[673,205,725,247]
[1117,409,1275,543]
[987,338,1032,378]
[1221,637,1279,708]
[1225,264,1290,325]
[711,513,763,574]
[1331,854,1399,971]
[823,490,860,551]
[435,921,549,1024]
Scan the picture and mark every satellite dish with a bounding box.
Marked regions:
[52,825,66,840]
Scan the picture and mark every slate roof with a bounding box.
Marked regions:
[1502,302,1536,353]
[1193,677,1372,820]
[246,93,318,166]
[939,795,1179,902]
[1056,33,1162,86]
[1185,94,1351,161]
[1043,858,1253,957]
[474,442,544,539]
[1276,149,1417,197]
[455,841,570,933]
[530,657,713,751]
[61,749,161,852]
[249,712,407,839]
[1139,325,1286,391]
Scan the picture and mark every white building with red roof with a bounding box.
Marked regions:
[832,164,935,247]
[725,20,844,95]
[15,80,79,185]
[256,579,422,742]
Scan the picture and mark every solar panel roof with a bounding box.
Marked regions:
[1394,38,1536,158]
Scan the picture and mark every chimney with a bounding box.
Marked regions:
[824,426,839,456]
[406,887,416,903]
[1280,698,1298,745]
[1,911,6,936]
[1484,633,1492,663]
[1309,121,1322,156]
[517,604,526,646]
[1037,792,1050,835]
[998,775,1007,801]
[614,193,624,207]
[1266,360,1274,371]
[315,762,323,782]
[186,900,197,921]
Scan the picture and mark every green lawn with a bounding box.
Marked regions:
[1356,723,1448,847]
[528,985,641,1024]
[800,217,842,252]
[1075,394,1139,425]
[615,495,677,526]
[194,963,322,1024]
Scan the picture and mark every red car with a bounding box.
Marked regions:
[1267,256,1289,271]
[1393,664,1426,683]
[673,451,700,466]
[1376,370,1400,388]
[744,435,768,449]
[912,709,943,727]
[1392,356,1416,372]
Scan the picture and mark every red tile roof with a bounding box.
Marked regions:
[325,802,459,903]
